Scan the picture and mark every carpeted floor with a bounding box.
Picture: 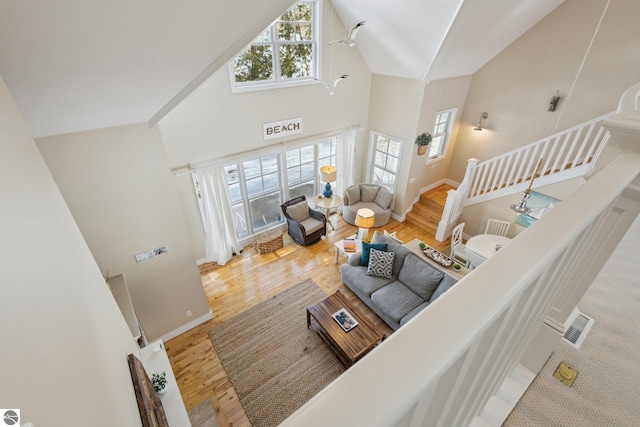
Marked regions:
[504,215,640,426]
[208,279,345,427]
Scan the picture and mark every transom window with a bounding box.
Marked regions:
[368,131,402,193]
[230,1,319,92]
[427,108,457,161]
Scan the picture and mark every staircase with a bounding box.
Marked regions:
[433,112,616,242]
[406,184,454,234]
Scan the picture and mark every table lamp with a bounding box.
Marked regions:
[355,208,375,241]
[320,165,337,198]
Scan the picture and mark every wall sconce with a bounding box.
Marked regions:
[474,112,489,131]
[548,90,560,112]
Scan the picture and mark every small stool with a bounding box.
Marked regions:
[252,229,284,254]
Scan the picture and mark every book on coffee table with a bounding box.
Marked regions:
[343,238,356,252]
[332,308,359,332]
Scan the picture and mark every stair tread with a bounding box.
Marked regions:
[404,184,455,234]
[406,213,438,227]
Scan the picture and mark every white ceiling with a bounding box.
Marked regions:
[0,0,564,138]
[331,0,565,82]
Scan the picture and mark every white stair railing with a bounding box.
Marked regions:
[467,111,615,204]
[436,158,477,241]
[436,112,615,241]
[282,112,640,427]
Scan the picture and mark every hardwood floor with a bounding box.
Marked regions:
[165,205,448,426]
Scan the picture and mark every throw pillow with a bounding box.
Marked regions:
[374,187,394,209]
[383,230,403,244]
[345,185,361,205]
[286,201,309,222]
[360,242,388,266]
[360,184,380,202]
[367,248,395,279]
[398,254,443,300]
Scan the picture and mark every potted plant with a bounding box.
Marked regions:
[418,242,426,250]
[151,371,167,395]
[453,263,462,272]
[415,132,432,155]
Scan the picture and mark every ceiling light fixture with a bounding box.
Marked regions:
[474,112,489,131]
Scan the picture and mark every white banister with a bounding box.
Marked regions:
[282,151,640,427]
[435,112,616,242]
[435,159,478,241]
[464,112,615,206]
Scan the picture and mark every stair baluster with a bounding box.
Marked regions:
[435,112,615,242]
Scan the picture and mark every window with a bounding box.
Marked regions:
[214,138,336,240]
[368,132,402,193]
[286,146,316,201]
[231,1,319,92]
[427,108,457,161]
[225,155,282,239]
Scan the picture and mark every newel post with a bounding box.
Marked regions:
[435,158,479,242]
[459,158,480,199]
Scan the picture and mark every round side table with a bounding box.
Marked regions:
[314,195,343,230]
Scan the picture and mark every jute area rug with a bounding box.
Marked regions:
[208,279,345,427]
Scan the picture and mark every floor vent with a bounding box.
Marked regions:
[562,311,594,349]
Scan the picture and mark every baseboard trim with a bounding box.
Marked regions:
[159,310,213,342]
[391,212,405,222]
[398,178,461,221]
[418,178,460,196]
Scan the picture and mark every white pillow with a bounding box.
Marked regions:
[286,201,309,222]
[383,230,403,244]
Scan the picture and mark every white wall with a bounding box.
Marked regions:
[366,74,425,214]
[461,178,583,237]
[365,74,472,216]
[37,124,210,341]
[414,76,472,191]
[0,76,143,426]
[449,0,640,183]
[158,5,373,259]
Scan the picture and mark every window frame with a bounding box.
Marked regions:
[426,107,457,164]
[366,131,403,195]
[228,0,321,93]
[194,137,337,243]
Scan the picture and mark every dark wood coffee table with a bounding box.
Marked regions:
[307,290,385,367]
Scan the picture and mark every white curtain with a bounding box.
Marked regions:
[335,129,357,196]
[195,167,242,265]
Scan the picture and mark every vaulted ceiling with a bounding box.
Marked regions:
[0,0,564,138]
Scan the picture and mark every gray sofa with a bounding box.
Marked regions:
[340,231,458,330]
[342,183,393,227]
